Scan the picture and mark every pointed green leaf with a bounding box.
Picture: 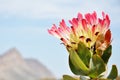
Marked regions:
[68,49,89,74]
[89,54,106,78]
[107,65,118,79]
[69,56,87,75]
[77,42,91,67]
[102,45,112,64]
[63,75,78,80]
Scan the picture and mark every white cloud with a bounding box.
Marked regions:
[0,0,58,18]
[0,0,120,26]
[0,0,119,19]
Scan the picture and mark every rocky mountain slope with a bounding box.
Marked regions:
[0,48,55,80]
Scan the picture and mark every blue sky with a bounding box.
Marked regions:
[0,0,120,78]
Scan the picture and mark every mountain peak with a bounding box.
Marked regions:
[0,47,23,64]
[0,48,55,80]
[3,47,21,57]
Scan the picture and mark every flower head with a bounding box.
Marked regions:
[48,11,111,53]
[48,12,118,80]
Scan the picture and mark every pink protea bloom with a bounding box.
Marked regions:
[48,11,111,52]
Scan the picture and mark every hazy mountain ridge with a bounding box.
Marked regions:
[0,48,55,80]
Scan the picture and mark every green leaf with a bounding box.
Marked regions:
[69,56,87,75]
[89,54,106,78]
[102,45,112,64]
[107,65,118,79]
[63,75,78,80]
[77,42,91,67]
[68,49,89,75]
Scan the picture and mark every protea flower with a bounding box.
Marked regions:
[48,11,111,55]
[48,11,118,80]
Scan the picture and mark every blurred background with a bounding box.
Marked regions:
[0,0,120,79]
